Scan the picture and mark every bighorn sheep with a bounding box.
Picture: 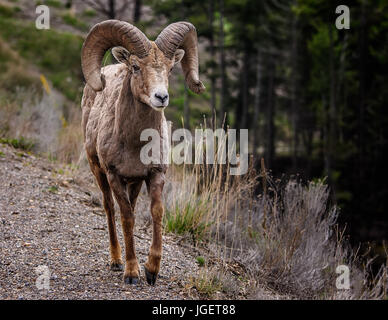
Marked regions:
[80,20,205,285]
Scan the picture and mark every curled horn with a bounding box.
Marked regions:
[155,22,205,94]
[81,20,152,91]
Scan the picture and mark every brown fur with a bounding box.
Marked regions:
[81,43,181,284]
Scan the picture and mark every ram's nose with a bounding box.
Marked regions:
[150,87,169,109]
[154,92,169,104]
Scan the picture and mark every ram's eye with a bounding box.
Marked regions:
[132,64,140,72]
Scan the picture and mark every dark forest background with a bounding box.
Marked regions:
[143,0,388,260]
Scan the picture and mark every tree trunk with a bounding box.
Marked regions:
[65,0,72,9]
[218,0,226,128]
[184,84,190,130]
[252,49,262,154]
[180,1,189,129]
[108,0,116,19]
[328,23,336,199]
[358,1,367,184]
[322,93,331,185]
[133,0,142,23]
[241,47,249,130]
[291,10,299,170]
[337,33,348,142]
[208,0,216,130]
[265,58,275,168]
[235,73,243,132]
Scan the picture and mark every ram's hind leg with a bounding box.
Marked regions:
[127,180,143,212]
[144,173,165,285]
[90,163,122,271]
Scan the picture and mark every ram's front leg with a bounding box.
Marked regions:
[107,173,140,284]
[144,173,165,285]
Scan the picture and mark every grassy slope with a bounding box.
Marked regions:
[0,1,210,125]
[0,3,84,102]
[0,36,41,95]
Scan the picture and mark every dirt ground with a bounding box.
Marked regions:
[0,143,203,300]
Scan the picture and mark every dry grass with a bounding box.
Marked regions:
[0,82,83,164]
[163,132,387,299]
[232,174,387,299]
[56,107,83,164]
[0,37,41,95]
[164,127,256,245]
[186,267,223,297]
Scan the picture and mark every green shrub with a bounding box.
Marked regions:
[0,38,40,94]
[196,256,205,267]
[0,4,16,18]
[189,269,223,297]
[0,17,84,101]
[62,13,88,31]
[164,200,212,242]
[82,9,97,17]
[47,185,59,193]
[0,137,35,151]
[45,0,63,8]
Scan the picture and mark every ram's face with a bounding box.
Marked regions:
[112,43,184,111]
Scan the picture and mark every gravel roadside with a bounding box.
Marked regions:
[0,143,200,300]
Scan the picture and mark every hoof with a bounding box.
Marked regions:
[124,276,139,285]
[144,266,158,286]
[110,262,123,272]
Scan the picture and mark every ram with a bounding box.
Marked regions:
[80,20,205,285]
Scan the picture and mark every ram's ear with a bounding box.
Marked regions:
[174,49,185,65]
[112,46,130,65]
